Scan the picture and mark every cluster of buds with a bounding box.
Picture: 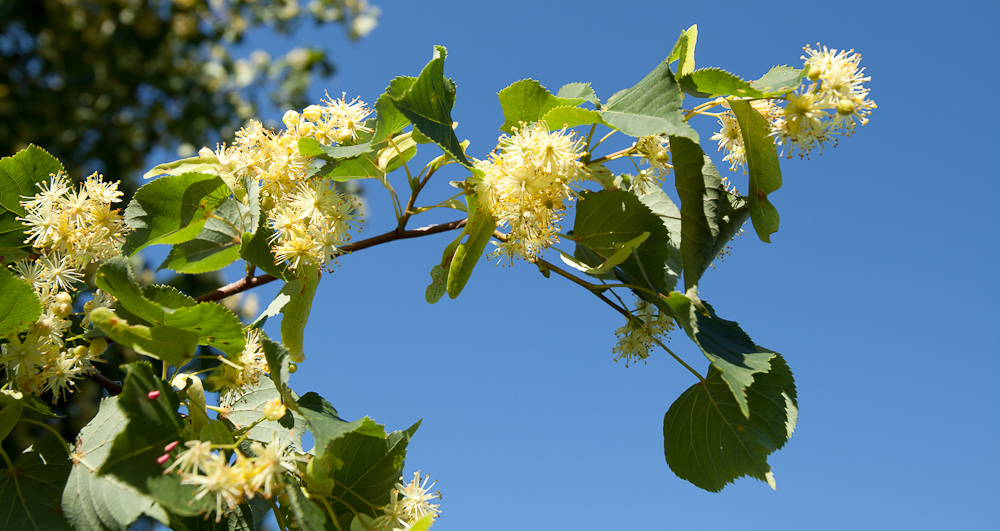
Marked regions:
[711,43,876,170]
[2,172,126,401]
[473,121,586,263]
[203,93,366,271]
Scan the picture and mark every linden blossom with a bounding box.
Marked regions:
[473,121,586,264]
[204,95,367,272]
[710,43,876,168]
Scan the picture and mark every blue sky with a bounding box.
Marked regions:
[153,1,999,529]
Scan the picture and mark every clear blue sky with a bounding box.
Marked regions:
[162,1,1000,529]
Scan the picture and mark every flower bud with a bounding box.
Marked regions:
[282,110,300,130]
[303,105,323,122]
[836,99,856,115]
[263,397,286,421]
[54,302,73,318]
[89,338,108,355]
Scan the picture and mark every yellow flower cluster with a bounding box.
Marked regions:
[612,298,675,366]
[204,93,366,271]
[711,43,876,168]
[374,471,443,530]
[2,172,126,401]
[710,99,781,173]
[630,134,672,195]
[164,435,297,522]
[204,328,269,408]
[473,121,585,262]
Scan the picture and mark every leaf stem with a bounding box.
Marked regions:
[536,258,705,383]
[652,335,705,383]
[17,418,73,456]
[588,144,633,166]
[270,497,289,531]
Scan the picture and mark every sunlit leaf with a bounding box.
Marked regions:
[664,353,797,491]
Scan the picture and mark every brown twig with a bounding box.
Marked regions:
[194,218,468,303]
[86,371,123,395]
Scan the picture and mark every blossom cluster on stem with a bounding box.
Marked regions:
[473,121,586,263]
[202,93,367,272]
[710,43,876,170]
[2,172,126,401]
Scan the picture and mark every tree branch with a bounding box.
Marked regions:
[86,371,123,395]
[195,218,468,303]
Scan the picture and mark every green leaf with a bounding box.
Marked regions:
[661,295,774,417]
[497,79,587,133]
[0,145,63,255]
[670,136,750,290]
[376,132,418,174]
[372,87,412,144]
[298,137,375,161]
[284,478,338,531]
[170,500,265,531]
[0,434,72,530]
[389,46,471,167]
[89,307,199,365]
[99,362,212,517]
[261,334,296,408]
[637,187,683,287]
[571,190,676,295]
[142,284,199,309]
[95,257,166,323]
[751,65,807,96]
[122,172,231,256]
[426,232,463,304]
[555,82,599,105]
[539,106,609,130]
[142,155,219,181]
[62,397,170,531]
[159,196,249,274]
[325,420,420,520]
[226,377,305,452]
[162,302,246,358]
[240,218,292,281]
[560,232,649,275]
[239,174,261,238]
[447,204,496,299]
[666,24,698,78]
[251,279,299,329]
[0,146,63,215]
[425,265,448,304]
[0,389,24,442]
[663,353,797,492]
[600,61,698,140]
[297,399,418,525]
[678,68,765,99]
[280,267,319,363]
[95,257,245,357]
[0,267,42,337]
[310,129,386,183]
[20,393,58,419]
[200,420,235,446]
[297,393,384,456]
[729,99,782,243]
